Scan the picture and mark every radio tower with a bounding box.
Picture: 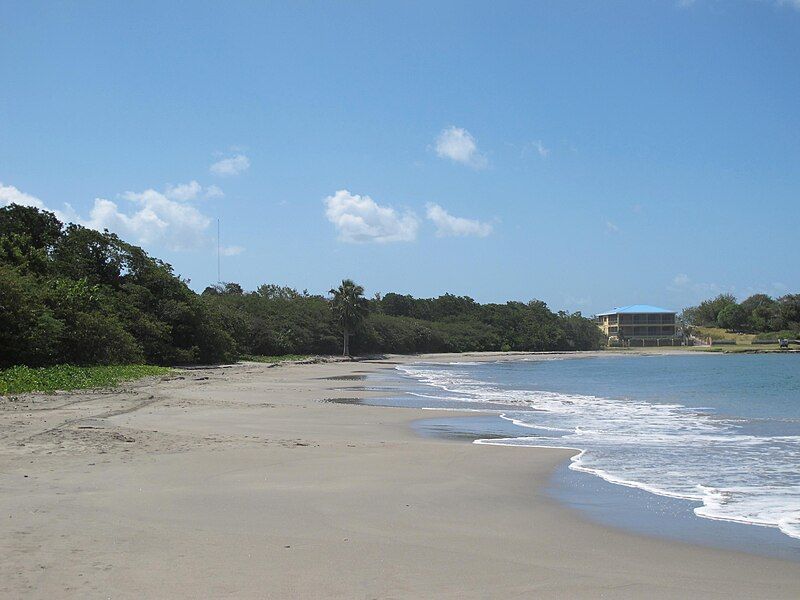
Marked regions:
[217,218,222,284]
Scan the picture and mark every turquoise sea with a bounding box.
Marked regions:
[372,354,800,558]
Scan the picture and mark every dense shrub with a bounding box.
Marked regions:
[0,204,235,367]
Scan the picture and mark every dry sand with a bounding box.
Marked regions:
[1,353,799,599]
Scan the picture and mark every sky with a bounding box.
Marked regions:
[1,0,799,315]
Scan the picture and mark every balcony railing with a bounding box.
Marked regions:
[619,316,675,325]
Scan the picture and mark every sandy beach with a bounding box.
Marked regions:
[2,353,799,599]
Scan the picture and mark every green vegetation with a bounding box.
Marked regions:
[689,328,792,353]
[203,286,606,356]
[692,344,784,353]
[329,279,369,356]
[1,204,235,368]
[694,326,758,343]
[754,330,797,341]
[1,204,606,384]
[0,364,171,395]
[681,293,800,337]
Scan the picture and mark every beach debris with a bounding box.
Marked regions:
[320,397,363,405]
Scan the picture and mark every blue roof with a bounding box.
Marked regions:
[597,304,676,316]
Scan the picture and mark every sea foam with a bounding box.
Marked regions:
[397,363,800,540]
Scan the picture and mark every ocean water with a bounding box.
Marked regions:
[393,354,800,543]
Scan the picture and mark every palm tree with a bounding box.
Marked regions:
[329,279,369,356]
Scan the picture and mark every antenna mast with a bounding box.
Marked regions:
[217,218,221,284]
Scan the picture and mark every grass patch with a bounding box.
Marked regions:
[754,330,798,341]
[0,364,171,395]
[692,344,785,353]
[239,354,313,364]
[692,327,797,352]
[694,326,758,343]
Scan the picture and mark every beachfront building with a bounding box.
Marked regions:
[596,305,680,347]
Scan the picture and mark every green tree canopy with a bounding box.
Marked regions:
[0,204,235,368]
[682,291,800,335]
[717,303,748,332]
[685,294,738,327]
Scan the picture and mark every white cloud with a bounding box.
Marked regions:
[210,154,250,176]
[86,188,213,251]
[165,180,202,201]
[0,182,78,223]
[165,181,224,201]
[220,245,244,256]
[434,126,488,169]
[205,185,224,199]
[0,182,47,210]
[425,203,493,238]
[2,181,243,254]
[324,189,418,243]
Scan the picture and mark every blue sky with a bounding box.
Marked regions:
[2,1,799,314]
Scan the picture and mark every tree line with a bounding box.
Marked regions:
[681,293,800,336]
[0,205,605,368]
[203,283,605,357]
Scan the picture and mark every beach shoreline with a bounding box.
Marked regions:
[2,354,799,598]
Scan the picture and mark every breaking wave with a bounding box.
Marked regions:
[397,363,800,540]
